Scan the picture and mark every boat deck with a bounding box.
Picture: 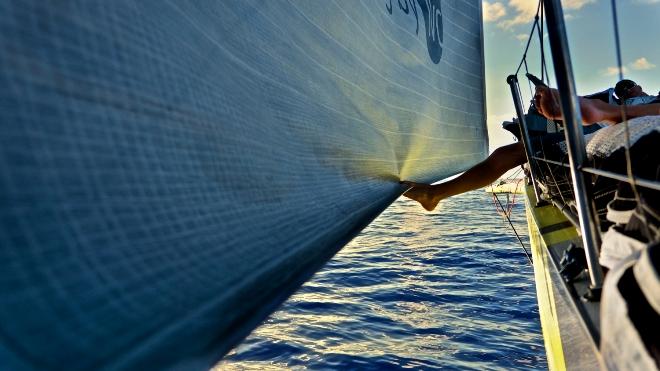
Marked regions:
[524,184,603,370]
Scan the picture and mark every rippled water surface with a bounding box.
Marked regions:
[218,191,546,370]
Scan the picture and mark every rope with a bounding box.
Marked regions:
[487,169,530,265]
[490,178,523,217]
[493,192,533,265]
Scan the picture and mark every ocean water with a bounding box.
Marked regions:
[218,190,547,370]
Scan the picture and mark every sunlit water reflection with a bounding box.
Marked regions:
[218,191,546,370]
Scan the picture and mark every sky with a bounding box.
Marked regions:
[481,0,660,152]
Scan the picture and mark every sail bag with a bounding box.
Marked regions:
[0,1,487,369]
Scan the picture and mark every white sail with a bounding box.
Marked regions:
[0,1,487,369]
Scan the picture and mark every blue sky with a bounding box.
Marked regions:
[481,0,660,151]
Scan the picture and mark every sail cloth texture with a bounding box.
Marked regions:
[0,1,486,369]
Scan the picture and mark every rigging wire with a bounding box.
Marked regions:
[493,192,533,265]
[609,0,654,239]
[506,167,524,181]
[487,166,529,264]
[538,3,546,83]
[514,0,654,244]
[490,179,523,217]
[514,17,540,76]
[514,0,543,77]
[490,166,523,216]
[515,0,580,208]
[523,59,535,99]
[532,0,556,135]
[529,1,571,205]
[539,137,572,206]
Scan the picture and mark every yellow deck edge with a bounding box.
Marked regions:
[525,185,579,371]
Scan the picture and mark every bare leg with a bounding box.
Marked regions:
[401,142,526,211]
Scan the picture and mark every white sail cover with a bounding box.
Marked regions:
[0,1,487,369]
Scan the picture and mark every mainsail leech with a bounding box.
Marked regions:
[0,1,486,369]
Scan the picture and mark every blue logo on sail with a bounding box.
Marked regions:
[387,0,443,64]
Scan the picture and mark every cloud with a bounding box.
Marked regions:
[634,0,660,3]
[497,0,537,29]
[483,1,507,22]
[602,66,628,76]
[515,33,528,41]
[602,57,656,76]
[497,0,594,29]
[631,57,656,70]
[562,0,596,9]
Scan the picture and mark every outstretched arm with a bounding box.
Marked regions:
[401,142,526,211]
[534,86,660,125]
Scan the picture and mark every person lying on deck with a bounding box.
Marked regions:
[614,79,660,105]
[401,86,660,211]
